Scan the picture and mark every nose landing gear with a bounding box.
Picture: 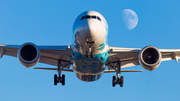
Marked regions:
[86,46,93,58]
[85,41,94,58]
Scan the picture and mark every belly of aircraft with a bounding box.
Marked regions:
[72,56,105,82]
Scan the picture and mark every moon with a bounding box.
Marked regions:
[123,9,138,30]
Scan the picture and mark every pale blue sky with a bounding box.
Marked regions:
[0,0,180,101]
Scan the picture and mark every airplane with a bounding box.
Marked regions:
[0,11,180,87]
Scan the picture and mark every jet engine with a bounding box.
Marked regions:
[139,46,161,71]
[17,43,40,67]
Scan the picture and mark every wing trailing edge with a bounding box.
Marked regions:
[104,70,143,73]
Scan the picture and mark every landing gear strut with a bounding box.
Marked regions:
[86,41,94,58]
[54,60,69,86]
[86,46,93,58]
[108,61,124,87]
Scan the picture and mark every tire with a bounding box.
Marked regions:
[62,74,65,86]
[112,76,116,87]
[54,74,57,85]
[120,76,124,87]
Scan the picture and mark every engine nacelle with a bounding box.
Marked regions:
[17,42,40,67]
[139,46,161,71]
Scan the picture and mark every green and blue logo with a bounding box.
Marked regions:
[97,43,105,51]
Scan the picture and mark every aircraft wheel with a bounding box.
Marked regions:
[54,74,57,85]
[120,76,124,87]
[112,76,116,87]
[62,74,65,86]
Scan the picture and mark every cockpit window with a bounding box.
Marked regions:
[81,16,85,20]
[85,15,91,19]
[80,15,101,21]
[97,17,101,21]
[92,16,96,19]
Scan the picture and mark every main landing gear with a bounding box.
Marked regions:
[108,61,124,87]
[112,75,124,87]
[54,74,65,85]
[54,60,69,86]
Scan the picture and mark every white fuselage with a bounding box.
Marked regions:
[71,11,109,81]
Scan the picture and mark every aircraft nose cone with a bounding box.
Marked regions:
[83,20,97,34]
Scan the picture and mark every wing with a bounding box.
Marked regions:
[107,46,180,69]
[0,44,71,68]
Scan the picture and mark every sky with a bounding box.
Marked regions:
[0,0,180,101]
